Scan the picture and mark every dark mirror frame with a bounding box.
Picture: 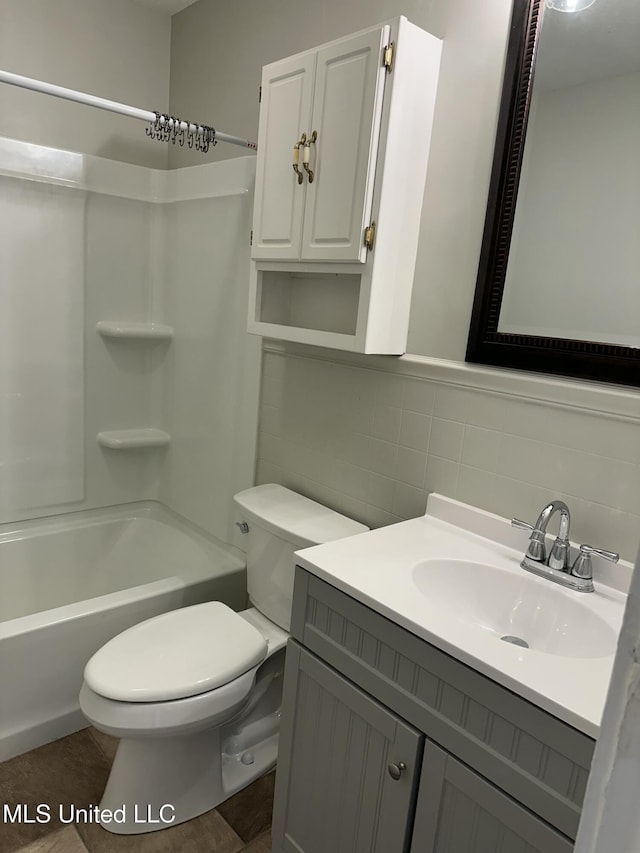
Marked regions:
[466,0,640,388]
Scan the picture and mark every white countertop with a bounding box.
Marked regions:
[294,495,630,738]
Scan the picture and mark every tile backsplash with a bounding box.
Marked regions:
[256,346,640,561]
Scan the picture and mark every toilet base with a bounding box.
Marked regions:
[98,725,278,834]
[87,617,287,834]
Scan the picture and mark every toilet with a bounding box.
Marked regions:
[79,484,367,834]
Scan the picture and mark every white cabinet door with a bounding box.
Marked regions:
[252,52,315,260]
[301,26,389,262]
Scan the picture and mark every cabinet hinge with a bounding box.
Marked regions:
[250,229,253,246]
[259,86,262,103]
[364,221,376,252]
[383,42,394,73]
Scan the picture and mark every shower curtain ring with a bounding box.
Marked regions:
[146,110,161,139]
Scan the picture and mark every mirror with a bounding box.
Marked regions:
[466,0,640,387]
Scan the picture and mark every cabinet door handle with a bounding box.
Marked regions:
[293,133,306,184]
[388,761,406,781]
[303,130,318,182]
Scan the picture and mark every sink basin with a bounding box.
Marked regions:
[412,559,617,659]
[294,493,630,734]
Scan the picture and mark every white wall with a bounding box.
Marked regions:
[0,139,262,540]
[0,175,84,515]
[0,0,172,522]
[156,157,262,545]
[0,3,264,538]
[501,72,640,345]
[169,0,640,566]
[258,344,640,562]
[0,140,166,525]
[169,0,512,360]
[0,0,171,168]
[85,190,165,514]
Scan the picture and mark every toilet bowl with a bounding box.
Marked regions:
[79,485,367,834]
[80,604,287,833]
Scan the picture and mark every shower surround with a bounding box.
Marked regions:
[0,136,261,757]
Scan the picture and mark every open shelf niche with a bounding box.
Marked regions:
[96,321,174,341]
[97,429,171,450]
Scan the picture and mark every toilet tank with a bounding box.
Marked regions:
[233,484,368,631]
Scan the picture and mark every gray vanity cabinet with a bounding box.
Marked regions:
[272,640,423,853]
[272,569,593,853]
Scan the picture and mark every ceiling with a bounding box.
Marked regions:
[131,0,199,14]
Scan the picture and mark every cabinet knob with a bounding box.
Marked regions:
[388,761,406,781]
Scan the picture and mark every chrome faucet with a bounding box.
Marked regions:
[511,500,618,593]
[515,499,572,571]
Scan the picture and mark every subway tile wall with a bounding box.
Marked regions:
[256,349,640,562]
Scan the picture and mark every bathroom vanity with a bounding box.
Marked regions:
[271,496,629,853]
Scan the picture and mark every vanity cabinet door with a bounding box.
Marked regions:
[272,640,422,853]
[411,741,573,853]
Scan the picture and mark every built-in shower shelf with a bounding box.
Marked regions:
[97,429,171,449]
[96,321,174,341]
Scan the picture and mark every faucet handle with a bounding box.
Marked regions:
[511,518,546,562]
[511,518,534,532]
[580,545,619,562]
[571,544,619,580]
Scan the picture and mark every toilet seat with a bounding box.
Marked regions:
[84,602,268,703]
[79,666,259,739]
[79,607,288,740]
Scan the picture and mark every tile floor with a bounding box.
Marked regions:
[0,729,274,852]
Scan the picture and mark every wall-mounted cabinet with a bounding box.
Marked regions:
[248,17,442,353]
[252,26,388,263]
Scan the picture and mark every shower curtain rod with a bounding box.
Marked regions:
[0,69,257,152]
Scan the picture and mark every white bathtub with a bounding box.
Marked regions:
[0,502,246,762]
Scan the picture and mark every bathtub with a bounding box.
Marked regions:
[0,502,246,762]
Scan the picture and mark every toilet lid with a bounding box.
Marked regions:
[84,602,268,702]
